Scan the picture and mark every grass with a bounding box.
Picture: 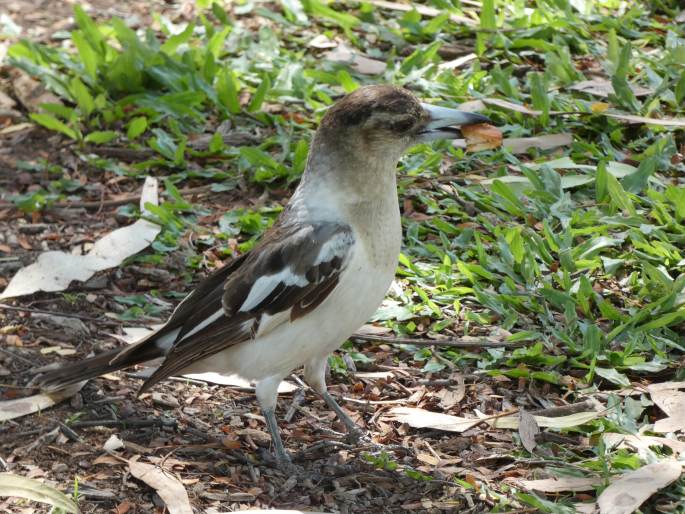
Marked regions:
[4,0,685,511]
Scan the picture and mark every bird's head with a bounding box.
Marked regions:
[317,85,489,157]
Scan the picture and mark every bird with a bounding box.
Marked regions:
[35,85,490,467]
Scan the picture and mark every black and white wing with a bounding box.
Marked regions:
[138,221,354,392]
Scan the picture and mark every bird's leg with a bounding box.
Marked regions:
[321,390,364,442]
[256,376,293,469]
[304,356,365,443]
[262,406,291,466]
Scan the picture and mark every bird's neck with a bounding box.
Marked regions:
[293,135,402,222]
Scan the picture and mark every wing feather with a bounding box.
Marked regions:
[138,221,354,393]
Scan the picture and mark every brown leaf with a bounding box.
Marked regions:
[460,123,503,152]
[570,78,653,98]
[9,68,62,112]
[597,461,682,514]
[518,476,600,493]
[127,460,193,514]
[650,388,685,433]
[518,410,539,453]
[325,43,387,75]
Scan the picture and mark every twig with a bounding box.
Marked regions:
[351,332,527,348]
[69,417,177,429]
[284,388,306,423]
[530,400,595,417]
[0,303,118,325]
[50,184,213,210]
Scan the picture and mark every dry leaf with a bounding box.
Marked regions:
[127,460,192,514]
[460,123,503,151]
[570,78,653,98]
[1,177,161,299]
[183,372,297,394]
[325,43,387,75]
[207,510,332,514]
[603,112,685,127]
[9,68,62,112]
[486,409,603,430]
[603,433,685,456]
[103,434,124,452]
[597,461,682,514]
[367,0,477,26]
[517,476,600,493]
[650,388,685,433]
[386,407,482,432]
[456,133,573,154]
[0,382,84,422]
[518,410,539,453]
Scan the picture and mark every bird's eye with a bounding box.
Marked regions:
[389,118,414,133]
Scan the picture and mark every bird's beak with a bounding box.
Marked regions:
[417,103,491,141]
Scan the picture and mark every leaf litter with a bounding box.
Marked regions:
[0,0,683,513]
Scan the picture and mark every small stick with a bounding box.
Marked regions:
[50,184,212,210]
[69,417,177,429]
[284,388,306,423]
[0,303,119,325]
[530,400,595,418]
[352,332,527,348]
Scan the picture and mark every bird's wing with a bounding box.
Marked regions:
[138,221,355,392]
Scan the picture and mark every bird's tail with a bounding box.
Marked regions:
[34,343,164,392]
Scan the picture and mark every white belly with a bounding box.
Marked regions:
[184,215,401,382]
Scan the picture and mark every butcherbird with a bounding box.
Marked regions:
[36,85,489,466]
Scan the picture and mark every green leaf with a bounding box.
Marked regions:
[476,0,496,55]
[529,72,549,125]
[675,72,685,104]
[605,173,636,216]
[247,74,271,113]
[216,68,241,114]
[71,31,99,80]
[69,77,94,116]
[127,117,148,140]
[84,130,118,144]
[30,113,78,140]
[638,309,685,331]
[161,22,195,54]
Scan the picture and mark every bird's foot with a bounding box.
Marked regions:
[258,447,300,473]
[344,426,367,445]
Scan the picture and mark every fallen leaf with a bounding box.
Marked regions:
[367,0,477,26]
[182,372,298,394]
[9,68,62,112]
[597,461,681,514]
[1,177,161,299]
[460,123,503,152]
[482,98,563,116]
[103,434,124,452]
[518,410,539,453]
[483,409,604,430]
[325,43,387,75]
[308,34,337,49]
[127,460,192,514]
[386,407,482,432]
[603,433,685,456]
[438,53,477,70]
[0,473,79,513]
[650,388,685,433]
[207,511,333,514]
[517,476,600,493]
[454,133,572,154]
[570,78,653,98]
[603,112,685,127]
[0,382,85,422]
